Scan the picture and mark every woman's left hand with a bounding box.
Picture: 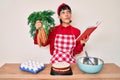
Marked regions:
[80,36,89,45]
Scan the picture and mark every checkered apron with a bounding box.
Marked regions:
[50,34,76,63]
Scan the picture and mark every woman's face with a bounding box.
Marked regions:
[59,9,71,24]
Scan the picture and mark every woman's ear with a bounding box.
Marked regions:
[58,16,61,19]
[58,16,62,23]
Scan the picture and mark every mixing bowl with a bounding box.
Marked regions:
[77,57,104,74]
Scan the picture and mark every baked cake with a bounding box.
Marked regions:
[51,62,71,75]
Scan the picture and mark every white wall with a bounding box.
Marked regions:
[0,0,120,67]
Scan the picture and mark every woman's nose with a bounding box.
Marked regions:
[65,12,69,16]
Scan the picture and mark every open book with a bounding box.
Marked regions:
[76,20,101,41]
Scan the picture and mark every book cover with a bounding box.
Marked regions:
[76,19,101,41]
[76,26,97,41]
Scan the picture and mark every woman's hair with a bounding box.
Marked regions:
[57,3,72,23]
[57,3,72,15]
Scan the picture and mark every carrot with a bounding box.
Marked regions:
[37,27,47,47]
[37,30,42,47]
[40,28,47,44]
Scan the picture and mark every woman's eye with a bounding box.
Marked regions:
[67,11,71,13]
[60,10,71,15]
[61,11,65,14]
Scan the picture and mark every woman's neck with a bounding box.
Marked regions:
[62,23,70,27]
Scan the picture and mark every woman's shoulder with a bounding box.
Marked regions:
[50,25,60,31]
[49,25,59,34]
[71,25,80,33]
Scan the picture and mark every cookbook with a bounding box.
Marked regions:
[76,20,101,41]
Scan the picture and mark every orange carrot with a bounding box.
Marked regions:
[40,28,47,44]
[37,27,47,47]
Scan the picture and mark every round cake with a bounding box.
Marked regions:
[51,62,71,75]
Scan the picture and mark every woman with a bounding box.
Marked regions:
[34,3,88,63]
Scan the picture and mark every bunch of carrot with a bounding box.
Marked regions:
[37,27,47,47]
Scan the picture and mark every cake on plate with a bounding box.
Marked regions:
[51,62,71,75]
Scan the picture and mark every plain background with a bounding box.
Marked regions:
[0,0,120,67]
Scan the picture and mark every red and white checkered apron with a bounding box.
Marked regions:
[50,34,76,63]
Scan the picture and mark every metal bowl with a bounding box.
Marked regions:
[77,57,104,74]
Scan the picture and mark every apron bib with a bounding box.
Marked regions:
[50,34,76,63]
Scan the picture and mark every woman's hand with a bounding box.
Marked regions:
[35,20,47,47]
[80,36,89,45]
[35,20,42,29]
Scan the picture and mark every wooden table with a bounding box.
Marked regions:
[0,63,120,80]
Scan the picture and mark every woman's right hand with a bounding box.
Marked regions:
[35,20,42,29]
